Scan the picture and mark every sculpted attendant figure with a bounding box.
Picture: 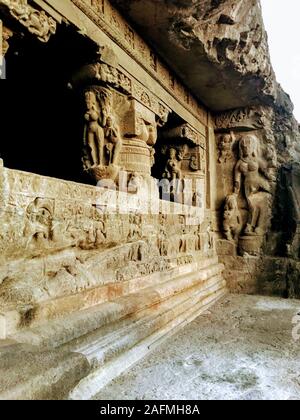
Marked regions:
[234,134,275,236]
[223,194,242,241]
[83,91,104,168]
[163,148,183,182]
[104,116,122,166]
[218,133,233,163]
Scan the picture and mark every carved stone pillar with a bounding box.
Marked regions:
[72,60,170,185]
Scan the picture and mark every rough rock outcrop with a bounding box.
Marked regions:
[110,0,290,112]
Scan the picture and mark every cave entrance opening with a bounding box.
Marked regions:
[1,23,96,184]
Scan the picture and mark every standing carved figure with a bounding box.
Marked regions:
[83,91,104,169]
[223,194,242,241]
[104,116,122,166]
[24,198,53,246]
[163,148,184,182]
[234,134,275,236]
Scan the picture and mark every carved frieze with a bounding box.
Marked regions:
[0,0,56,42]
[0,166,209,313]
[215,107,265,131]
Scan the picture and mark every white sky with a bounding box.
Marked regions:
[261,0,300,121]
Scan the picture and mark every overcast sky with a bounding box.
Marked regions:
[261,0,300,121]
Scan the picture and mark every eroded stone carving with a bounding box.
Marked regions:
[223,194,242,241]
[215,108,265,131]
[71,0,207,125]
[24,198,54,246]
[217,133,234,164]
[83,90,105,169]
[282,162,300,258]
[0,0,56,42]
[234,134,275,238]
[163,147,184,183]
[83,88,122,181]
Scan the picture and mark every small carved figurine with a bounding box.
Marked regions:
[190,155,199,171]
[104,115,122,166]
[83,91,104,169]
[163,148,183,181]
[218,133,233,164]
[223,194,242,241]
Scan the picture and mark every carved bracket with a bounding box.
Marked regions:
[0,0,56,43]
[215,107,266,132]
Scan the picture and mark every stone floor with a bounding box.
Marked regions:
[94,294,300,400]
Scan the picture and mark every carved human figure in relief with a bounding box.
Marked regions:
[223,194,242,241]
[163,148,184,182]
[24,198,53,246]
[218,133,233,164]
[104,116,122,166]
[190,155,199,171]
[83,91,104,168]
[234,134,275,236]
[24,11,56,43]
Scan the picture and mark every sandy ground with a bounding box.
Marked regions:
[94,294,300,400]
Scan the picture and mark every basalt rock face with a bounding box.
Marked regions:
[110,0,290,112]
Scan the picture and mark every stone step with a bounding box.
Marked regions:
[0,275,226,400]
[0,256,219,339]
[64,275,225,368]
[0,343,90,400]
[10,261,224,349]
[69,285,226,400]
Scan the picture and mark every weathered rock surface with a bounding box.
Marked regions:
[111,0,292,112]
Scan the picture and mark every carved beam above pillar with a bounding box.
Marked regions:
[0,0,56,43]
